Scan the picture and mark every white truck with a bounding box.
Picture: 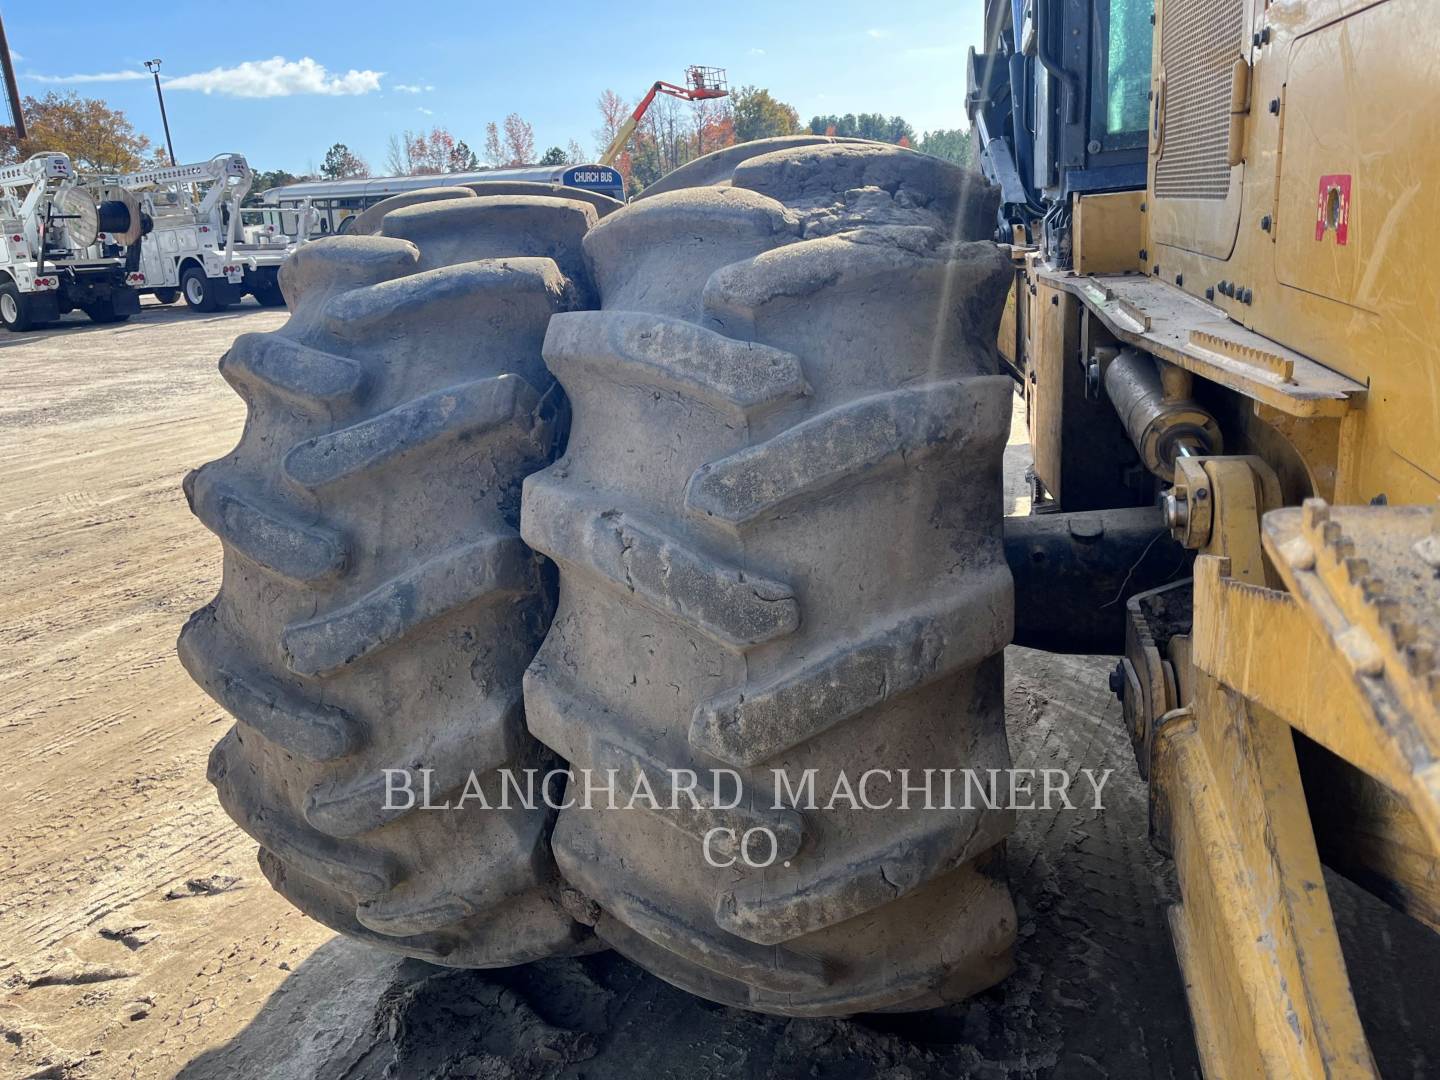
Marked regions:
[0,152,145,332]
[93,154,293,311]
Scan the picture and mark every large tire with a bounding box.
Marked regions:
[521,143,1017,1015]
[0,280,37,331]
[461,181,624,218]
[82,296,130,324]
[181,265,224,312]
[349,187,476,237]
[249,268,286,308]
[630,134,871,200]
[180,195,601,966]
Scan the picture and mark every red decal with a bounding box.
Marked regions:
[1315,173,1352,244]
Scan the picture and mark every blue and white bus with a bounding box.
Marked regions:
[261,163,625,235]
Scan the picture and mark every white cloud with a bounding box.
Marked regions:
[748,48,766,56]
[416,106,434,115]
[866,27,890,39]
[23,55,383,97]
[166,56,382,97]
[26,69,148,84]
[393,83,435,94]
[9,50,21,62]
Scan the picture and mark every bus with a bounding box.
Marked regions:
[260,163,625,235]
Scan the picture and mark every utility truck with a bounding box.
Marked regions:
[94,154,292,311]
[0,152,144,332]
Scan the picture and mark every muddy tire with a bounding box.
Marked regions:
[180,195,602,966]
[349,187,476,237]
[630,135,870,200]
[521,143,1018,1014]
[461,181,624,218]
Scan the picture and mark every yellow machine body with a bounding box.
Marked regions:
[1145,0,1440,506]
[1006,0,1440,1074]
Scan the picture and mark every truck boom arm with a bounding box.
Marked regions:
[600,68,729,168]
[0,153,71,188]
[110,154,253,254]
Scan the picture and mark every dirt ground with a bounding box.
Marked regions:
[2,300,1438,1080]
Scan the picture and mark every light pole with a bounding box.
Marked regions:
[145,59,176,165]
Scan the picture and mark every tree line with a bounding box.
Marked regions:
[0,88,975,201]
[596,86,973,194]
[311,113,589,188]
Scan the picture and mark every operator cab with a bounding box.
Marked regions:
[968,0,1152,261]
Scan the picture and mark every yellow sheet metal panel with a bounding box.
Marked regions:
[1029,277,1076,500]
[1145,0,1440,506]
[1276,8,1410,314]
[1073,191,1144,274]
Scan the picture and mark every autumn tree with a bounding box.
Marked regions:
[731,86,800,143]
[565,139,586,164]
[321,142,368,179]
[693,98,735,157]
[0,91,159,171]
[383,128,483,175]
[413,128,456,174]
[483,122,504,168]
[501,113,535,165]
[593,89,633,187]
[594,89,737,192]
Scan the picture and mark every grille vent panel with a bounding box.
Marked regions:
[1155,0,1247,200]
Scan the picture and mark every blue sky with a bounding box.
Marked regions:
[4,1,983,174]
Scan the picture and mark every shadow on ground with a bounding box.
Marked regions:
[0,298,276,349]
